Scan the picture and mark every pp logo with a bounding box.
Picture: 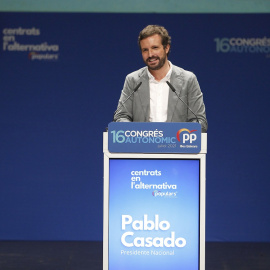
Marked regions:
[176,128,197,143]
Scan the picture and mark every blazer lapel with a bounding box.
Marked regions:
[167,67,182,122]
[138,69,150,122]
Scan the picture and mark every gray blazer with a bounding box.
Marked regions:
[114,64,208,132]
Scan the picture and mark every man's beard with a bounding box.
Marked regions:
[146,54,167,71]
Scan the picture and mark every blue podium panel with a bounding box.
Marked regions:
[108,158,200,270]
[103,123,206,270]
[108,122,201,153]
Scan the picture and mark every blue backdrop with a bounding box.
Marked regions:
[1,12,270,241]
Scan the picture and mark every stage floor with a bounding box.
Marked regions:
[0,241,269,269]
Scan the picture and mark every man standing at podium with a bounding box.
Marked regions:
[114,25,208,132]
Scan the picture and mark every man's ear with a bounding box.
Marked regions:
[165,44,170,54]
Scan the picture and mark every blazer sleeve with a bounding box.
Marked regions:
[114,76,134,122]
[187,73,208,133]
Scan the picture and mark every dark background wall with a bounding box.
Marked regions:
[1,12,270,241]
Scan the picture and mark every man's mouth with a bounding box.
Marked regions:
[147,57,159,63]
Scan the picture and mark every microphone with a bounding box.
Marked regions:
[166,81,199,123]
[113,82,142,121]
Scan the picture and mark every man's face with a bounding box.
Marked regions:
[140,34,170,71]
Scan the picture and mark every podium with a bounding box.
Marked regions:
[103,122,207,270]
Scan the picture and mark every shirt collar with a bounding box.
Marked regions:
[147,61,173,82]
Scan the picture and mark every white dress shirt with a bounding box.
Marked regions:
[148,62,172,122]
